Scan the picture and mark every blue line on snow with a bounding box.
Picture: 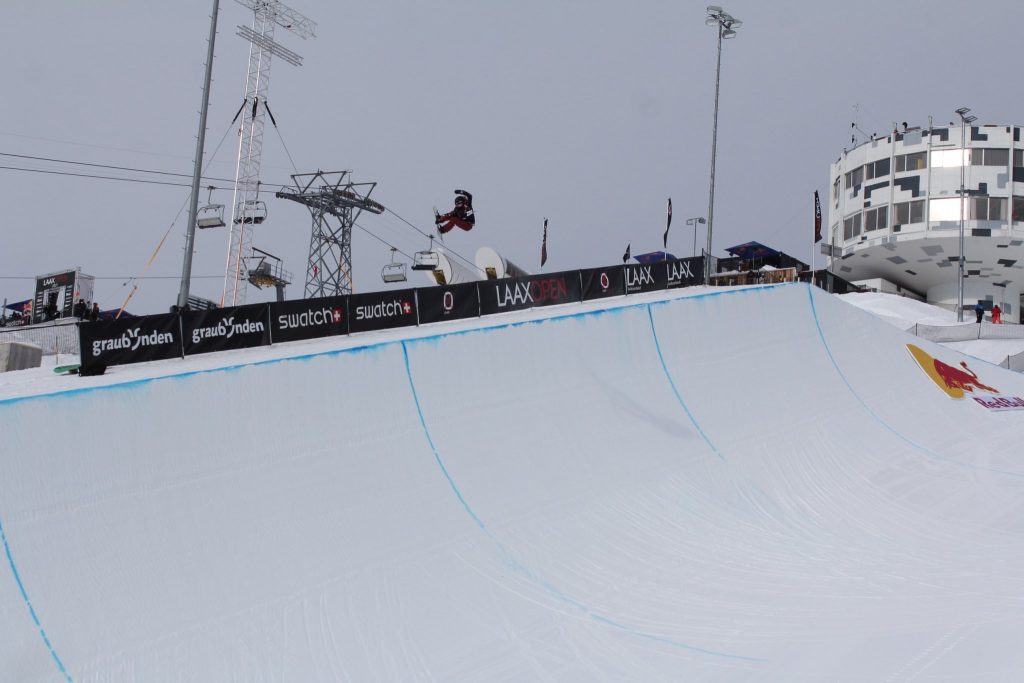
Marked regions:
[0,517,73,681]
[400,340,765,663]
[646,303,725,461]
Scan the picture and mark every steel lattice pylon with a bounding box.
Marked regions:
[275,171,385,297]
[223,0,315,307]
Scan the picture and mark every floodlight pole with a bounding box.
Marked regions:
[955,107,976,322]
[686,216,706,258]
[177,0,221,310]
[704,6,740,284]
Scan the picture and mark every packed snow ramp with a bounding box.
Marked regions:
[3,283,1024,681]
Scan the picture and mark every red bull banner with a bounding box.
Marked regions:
[907,343,1024,411]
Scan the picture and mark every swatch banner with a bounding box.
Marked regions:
[479,271,582,315]
[580,266,625,301]
[182,304,270,356]
[270,296,348,344]
[348,288,418,334]
[79,312,183,369]
[417,282,480,325]
[666,256,703,289]
[625,262,669,294]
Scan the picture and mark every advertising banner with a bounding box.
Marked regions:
[625,262,669,294]
[666,256,703,289]
[269,296,348,344]
[79,312,183,369]
[479,271,582,315]
[417,282,480,325]
[348,288,418,334]
[580,266,625,301]
[182,304,270,356]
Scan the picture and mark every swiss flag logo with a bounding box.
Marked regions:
[331,308,344,323]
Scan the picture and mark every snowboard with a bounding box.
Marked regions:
[53,364,81,375]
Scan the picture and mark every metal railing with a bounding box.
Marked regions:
[0,318,80,357]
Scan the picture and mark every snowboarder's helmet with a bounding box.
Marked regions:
[455,195,467,205]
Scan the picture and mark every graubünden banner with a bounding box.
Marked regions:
[479,271,582,315]
[348,288,418,334]
[181,304,270,356]
[78,312,183,369]
[417,282,480,325]
[580,266,625,301]
[270,296,348,344]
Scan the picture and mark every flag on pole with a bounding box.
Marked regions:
[662,197,673,249]
[540,218,548,267]
[622,243,631,264]
[813,190,823,243]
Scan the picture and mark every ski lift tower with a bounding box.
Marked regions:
[223,0,315,307]
[276,171,385,297]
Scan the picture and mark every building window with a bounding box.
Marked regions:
[929,197,963,221]
[931,149,969,168]
[843,212,862,240]
[864,206,888,232]
[970,148,1009,167]
[894,200,924,225]
[865,158,890,180]
[895,152,927,172]
[844,166,864,188]
[971,196,1007,221]
[832,177,840,208]
[1013,196,1024,222]
[1014,149,1023,168]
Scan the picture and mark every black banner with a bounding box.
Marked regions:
[625,263,669,294]
[417,282,480,325]
[182,304,270,356]
[666,256,703,289]
[270,296,348,344]
[580,266,625,301]
[79,312,183,369]
[348,288,418,334]
[479,271,582,315]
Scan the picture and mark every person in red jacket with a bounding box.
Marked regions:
[435,189,475,234]
[992,304,1003,324]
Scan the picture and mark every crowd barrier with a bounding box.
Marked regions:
[78,258,705,371]
[911,322,1024,343]
[0,318,80,356]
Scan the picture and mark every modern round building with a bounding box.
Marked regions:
[827,122,1024,322]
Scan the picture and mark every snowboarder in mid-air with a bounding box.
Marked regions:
[435,189,475,234]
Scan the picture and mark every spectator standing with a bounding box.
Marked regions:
[975,302,985,323]
[73,298,87,319]
[992,304,1002,324]
[89,303,101,321]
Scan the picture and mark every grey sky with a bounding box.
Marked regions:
[3,1,1022,314]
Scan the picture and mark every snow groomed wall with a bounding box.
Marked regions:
[78,257,705,370]
[5,284,1024,680]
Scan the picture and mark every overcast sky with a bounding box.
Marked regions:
[3,1,1022,314]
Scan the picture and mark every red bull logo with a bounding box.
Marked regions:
[906,344,999,399]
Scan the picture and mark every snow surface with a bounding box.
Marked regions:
[2,283,1024,681]
[841,291,1024,365]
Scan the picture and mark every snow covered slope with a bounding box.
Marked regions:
[3,284,1024,681]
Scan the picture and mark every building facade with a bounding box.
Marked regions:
[828,123,1024,322]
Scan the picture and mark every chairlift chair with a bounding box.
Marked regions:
[381,247,408,283]
[196,186,226,229]
[234,199,268,225]
[412,235,440,271]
